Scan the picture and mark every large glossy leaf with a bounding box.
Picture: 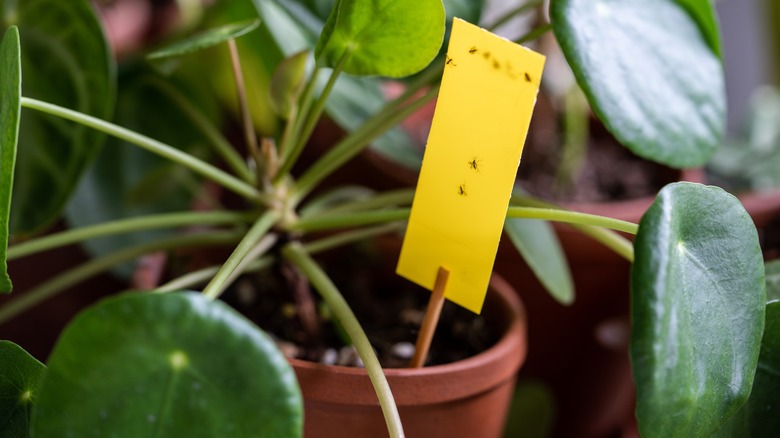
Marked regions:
[631,182,765,437]
[713,299,780,436]
[0,340,46,438]
[32,292,302,437]
[315,0,444,77]
[1,0,115,235]
[0,26,20,293]
[147,19,260,60]
[504,218,573,305]
[65,72,213,277]
[551,0,725,168]
[674,0,721,56]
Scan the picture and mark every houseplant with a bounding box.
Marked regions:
[0,1,774,437]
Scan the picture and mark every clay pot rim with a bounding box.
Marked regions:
[560,167,705,221]
[289,272,527,406]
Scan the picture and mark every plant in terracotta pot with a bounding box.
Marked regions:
[252,1,729,434]
[0,1,772,438]
[0,1,525,436]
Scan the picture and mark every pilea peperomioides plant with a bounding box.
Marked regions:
[0,0,773,437]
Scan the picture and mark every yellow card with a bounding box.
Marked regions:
[396,18,545,314]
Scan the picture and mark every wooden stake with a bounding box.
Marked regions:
[409,267,450,368]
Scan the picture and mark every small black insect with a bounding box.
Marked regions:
[469,46,478,54]
[492,60,500,69]
[458,184,467,196]
[445,55,456,67]
[524,72,532,82]
[468,156,481,172]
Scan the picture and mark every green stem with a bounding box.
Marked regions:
[515,23,552,45]
[314,189,415,216]
[303,222,405,254]
[278,67,321,169]
[21,97,263,202]
[202,210,279,299]
[300,187,414,218]
[486,0,544,31]
[228,38,259,160]
[555,86,589,190]
[294,204,637,236]
[295,85,439,200]
[282,242,403,438]
[8,211,252,260]
[291,63,440,201]
[151,77,254,184]
[278,51,351,179]
[569,223,634,262]
[299,186,376,218]
[291,209,410,232]
[506,206,638,234]
[509,194,637,258]
[0,231,242,325]
[219,234,278,293]
[156,223,404,292]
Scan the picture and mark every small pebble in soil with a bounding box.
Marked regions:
[400,308,424,325]
[276,340,300,359]
[236,279,256,305]
[338,346,364,367]
[391,342,416,360]
[321,348,338,365]
[281,303,297,319]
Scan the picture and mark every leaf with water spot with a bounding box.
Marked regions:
[631,182,765,437]
[0,341,46,438]
[31,292,302,437]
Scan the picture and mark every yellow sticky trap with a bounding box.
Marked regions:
[397,18,545,314]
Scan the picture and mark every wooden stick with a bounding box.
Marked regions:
[409,267,450,368]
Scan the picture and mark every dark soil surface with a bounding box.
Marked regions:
[221,239,499,369]
[517,94,678,203]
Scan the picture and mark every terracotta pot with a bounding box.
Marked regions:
[290,273,527,438]
[736,189,780,260]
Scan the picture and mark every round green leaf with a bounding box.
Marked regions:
[504,218,574,305]
[32,292,302,437]
[0,341,46,438]
[714,301,780,436]
[631,182,765,437]
[147,19,261,60]
[0,25,21,293]
[315,0,445,77]
[551,0,725,168]
[2,0,116,235]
